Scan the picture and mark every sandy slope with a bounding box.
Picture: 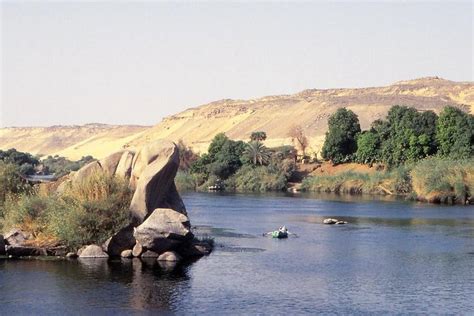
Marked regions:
[1,77,472,159]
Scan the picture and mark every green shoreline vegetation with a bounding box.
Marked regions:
[175,105,473,205]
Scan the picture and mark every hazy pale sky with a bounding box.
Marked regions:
[1,1,472,127]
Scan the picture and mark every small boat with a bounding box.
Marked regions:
[208,185,224,191]
[271,230,288,239]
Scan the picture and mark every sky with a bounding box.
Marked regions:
[1,1,472,127]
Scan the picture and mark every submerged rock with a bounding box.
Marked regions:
[178,239,213,258]
[157,251,181,262]
[141,250,159,258]
[323,218,348,225]
[133,208,193,254]
[78,245,109,258]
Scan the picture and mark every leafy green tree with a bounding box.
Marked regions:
[207,133,230,161]
[436,106,474,159]
[244,141,270,166]
[190,133,245,179]
[321,108,361,164]
[0,148,39,175]
[355,131,380,165]
[250,131,267,142]
[381,106,438,165]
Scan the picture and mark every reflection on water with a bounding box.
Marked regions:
[0,257,191,314]
[0,192,473,314]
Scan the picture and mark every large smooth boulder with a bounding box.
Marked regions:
[115,151,135,178]
[133,208,193,253]
[0,235,6,255]
[129,141,186,225]
[4,229,32,246]
[73,161,102,184]
[78,244,109,258]
[99,150,126,176]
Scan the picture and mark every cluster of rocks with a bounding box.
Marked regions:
[323,218,348,225]
[1,140,213,264]
[0,229,67,257]
[74,207,212,263]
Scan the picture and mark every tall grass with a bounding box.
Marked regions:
[1,172,132,249]
[410,157,474,204]
[301,157,473,204]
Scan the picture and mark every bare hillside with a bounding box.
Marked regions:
[1,77,472,159]
[128,77,473,153]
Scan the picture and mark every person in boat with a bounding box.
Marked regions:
[263,226,297,238]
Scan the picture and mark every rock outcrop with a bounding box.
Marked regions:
[4,229,32,246]
[50,140,211,262]
[133,208,193,254]
[129,140,186,225]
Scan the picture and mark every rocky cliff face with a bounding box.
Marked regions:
[1,77,472,157]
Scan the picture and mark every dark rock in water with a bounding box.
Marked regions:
[178,240,213,258]
[132,242,144,257]
[0,235,5,255]
[120,249,133,258]
[78,245,109,258]
[141,250,159,258]
[104,225,136,257]
[46,246,67,256]
[66,252,78,258]
[6,245,48,257]
[157,251,181,262]
[133,208,193,254]
[4,229,32,246]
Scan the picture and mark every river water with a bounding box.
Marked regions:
[1,192,473,314]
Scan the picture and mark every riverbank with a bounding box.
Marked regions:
[177,158,474,205]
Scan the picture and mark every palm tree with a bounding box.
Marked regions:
[244,141,270,166]
[250,131,267,142]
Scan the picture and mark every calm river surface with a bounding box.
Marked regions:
[1,192,473,314]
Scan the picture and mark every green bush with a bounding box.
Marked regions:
[222,154,295,192]
[2,172,132,250]
[175,171,198,191]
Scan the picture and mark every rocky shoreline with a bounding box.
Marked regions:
[1,140,213,266]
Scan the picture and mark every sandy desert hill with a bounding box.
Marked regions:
[1,77,472,159]
[127,77,474,154]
